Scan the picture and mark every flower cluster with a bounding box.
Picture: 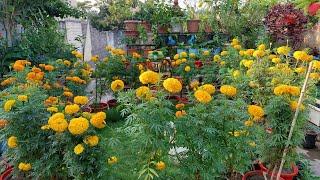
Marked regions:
[139,70,160,84]
[273,85,300,96]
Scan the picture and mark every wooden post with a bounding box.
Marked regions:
[276,62,313,180]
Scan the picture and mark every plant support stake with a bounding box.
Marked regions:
[276,61,313,180]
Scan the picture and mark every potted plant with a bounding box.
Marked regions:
[302,124,319,149]
[170,5,185,33]
[151,1,173,33]
[186,4,201,33]
[243,170,285,180]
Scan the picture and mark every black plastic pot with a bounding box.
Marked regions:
[303,131,317,149]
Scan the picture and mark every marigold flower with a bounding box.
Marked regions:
[244,120,254,127]
[17,95,28,102]
[189,53,196,58]
[312,61,320,70]
[91,55,99,62]
[63,60,71,67]
[74,96,89,105]
[0,119,8,128]
[294,67,306,74]
[44,65,54,71]
[184,66,191,72]
[175,110,187,118]
[268,54,277,60]
[18,162,32,171]
[111,80,125,92]
[290,101,305,111]
[139,70,160,84]
[90,112,106,129]
[4,100,16,112]
[203,50,210,56]
[175,103,185,109]
[48,113,68,133]
[65,104,80,114]
[272,58,281,64]
[163,78,182,93]
[258,44,266,51]
[248,141,256,147]
[310,73,320,80]
[248,105,264,119]
[68,117,89,135]
[135,86,151,100]
[253,50,265,58]
[74,144,84,155]
[220,85,237,97]
[244,49,255,56]
[221,51,228,56]
[213,55,221,62]
[7,136,17,148]
[63,91,74,97]
[199,84,215,95]
[190,80,199,89]
[47,107,58,113]
[173,54,179,60]
[194,90,212,103]
[180,52,188,58]
[277,46,291,56]
[41,124,50,130]
[293,51,311,62]
[274,85,300,96]
[155,161,166,171]
[233,44,241,50]
[108,156,118,165]
[1,77,16,87]
[232,70,241,79]
[84,135,99,146]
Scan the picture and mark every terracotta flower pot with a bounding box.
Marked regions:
[124,31,139,38]
[242,170,285,180]
[124,20,140,31]
[158,25,169,34]
[259,162,298,180]
[204,24,213,33]
[187,20,201,33]
[141,21,152,32]
[0,166,13,180]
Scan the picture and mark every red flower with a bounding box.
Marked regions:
[308,2,320,16]
[194,60,203,68]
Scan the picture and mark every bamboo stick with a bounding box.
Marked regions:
[276,62,313,180]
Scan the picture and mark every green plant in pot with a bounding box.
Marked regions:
[151,0,173,33]
[185,1,201,33]
[170,4,186,33]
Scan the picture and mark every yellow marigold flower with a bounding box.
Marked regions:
[190,80,200,89]
[312,61,320,70]
[48,113,68,133]
[63,91,73,97]
[47,107,58,113]
[90,112,106,129]
[74,96,89,105]
[243,60,254,68]
[17,95,28,102]
[310,73,320,80]
[13,60,27,71]
[293,51,310,61]
[180,52,188,58]
[253,50,265,58]
[163,78,182,93]
[248,141,256,147]
[175,110,187,118]
[189,53,196,58]
[111,80,125,92]
[231,38,239,46]
[39,64,46,68]
[229,131,241,137]
[248,105,264,119]
[277,46,291,56]
[232,70,241,79]
[273,85,300,96]
[7,136,17,148]
[44,65,54,71]
[4,100,16,112]
[108,156,118,165]
[41,124,50,130]
[272,58,281,64]
[244,120,254,127]
[139,70,160,85]
[221,51,228,56]
[244,49,255,56]
[63,60,71,67]
[290,101,305,111]
[194,90,212,103]
[199,84,215,95]
[233,44,241,50]
[184,66,191,72]
[18,162,32,171]
[257,44,266,51]
[68,117,89,135]
[294,67,306,74]
[220,85,237,97]
[239,50,245,56]
[135,86,151,99]
[173,54,179,60]
[155,161,166,171]
[91,55,99,62]
[74,144,84,155]
[203,50,210,56]
[268,54,277,60]
[175,103,185,109]
[213,55,221,62]
[65,104,80,114]
[1,77,16,87]
[84,135,99,146]
[220,61,226,66]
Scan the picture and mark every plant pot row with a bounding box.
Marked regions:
[124,20,152,32]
